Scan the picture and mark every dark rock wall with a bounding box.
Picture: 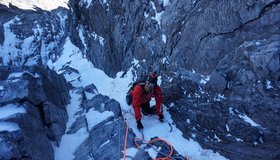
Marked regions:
[69,94,136,160]
[68,0,166,77]
[67,0,280,159]
[0,66,70,160]
[68,0,279,76]
[163,0,278,74]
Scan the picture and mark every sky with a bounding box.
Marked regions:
[0,0,267,160]
[0,0,68,10]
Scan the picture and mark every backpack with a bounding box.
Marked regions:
[126,72,158,105]
[125,80,146,105]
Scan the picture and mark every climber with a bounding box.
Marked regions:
[131,72,164,130]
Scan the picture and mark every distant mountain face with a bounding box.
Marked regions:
[0,3,68,66]
[0,0,280,160]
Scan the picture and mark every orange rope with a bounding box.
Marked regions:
[134,137,174,160]
[122,112,129,160]
[122,111,189,160]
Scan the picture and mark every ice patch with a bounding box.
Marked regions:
[150,2,164,28]
[0,122,20,132]
[99,139,110,149]
[226,124,229,132]
[239,114,261,127]
[120,147,138,160]
[0,104,26,119]
[85,109,114,130]
[266,80,273,89]
[255,41,261,46]
[162,34,167,43]
[236,138,243,142]
[78,27,86,48]
[163,0,170,6]
[91,32,105,46]
[81,0,92,8]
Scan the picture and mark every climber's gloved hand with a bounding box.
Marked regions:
[137,120,144,130]
[159,115,164,122]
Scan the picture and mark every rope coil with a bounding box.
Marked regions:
[134,137,174,160]
[121,111,189,160]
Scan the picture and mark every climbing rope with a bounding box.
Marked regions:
[122,111,129,160]
[118,116,122,160]
[121,111,189,160]
[134,137,174,160]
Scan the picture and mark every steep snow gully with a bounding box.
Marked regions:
[48,37,227,160]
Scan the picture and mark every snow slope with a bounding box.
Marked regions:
[47,37,227,160]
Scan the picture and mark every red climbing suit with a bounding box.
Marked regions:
[132,84,163,121]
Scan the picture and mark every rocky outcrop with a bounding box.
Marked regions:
[65,94,133,160]
[68,0,167,77]
[163,35,280,159]
[67,94,186,160]
[161,34,280,159]
[169,92,280,160]
[0,65,70,160]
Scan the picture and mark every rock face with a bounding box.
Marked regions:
[68,94,185,160]
[73,95,133,160]
[68,0,168,77]
[163,0,280,74]
[67,0,279,76]
[0,66,70,160]
[67,0,280,159]
[0,0,279,159]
